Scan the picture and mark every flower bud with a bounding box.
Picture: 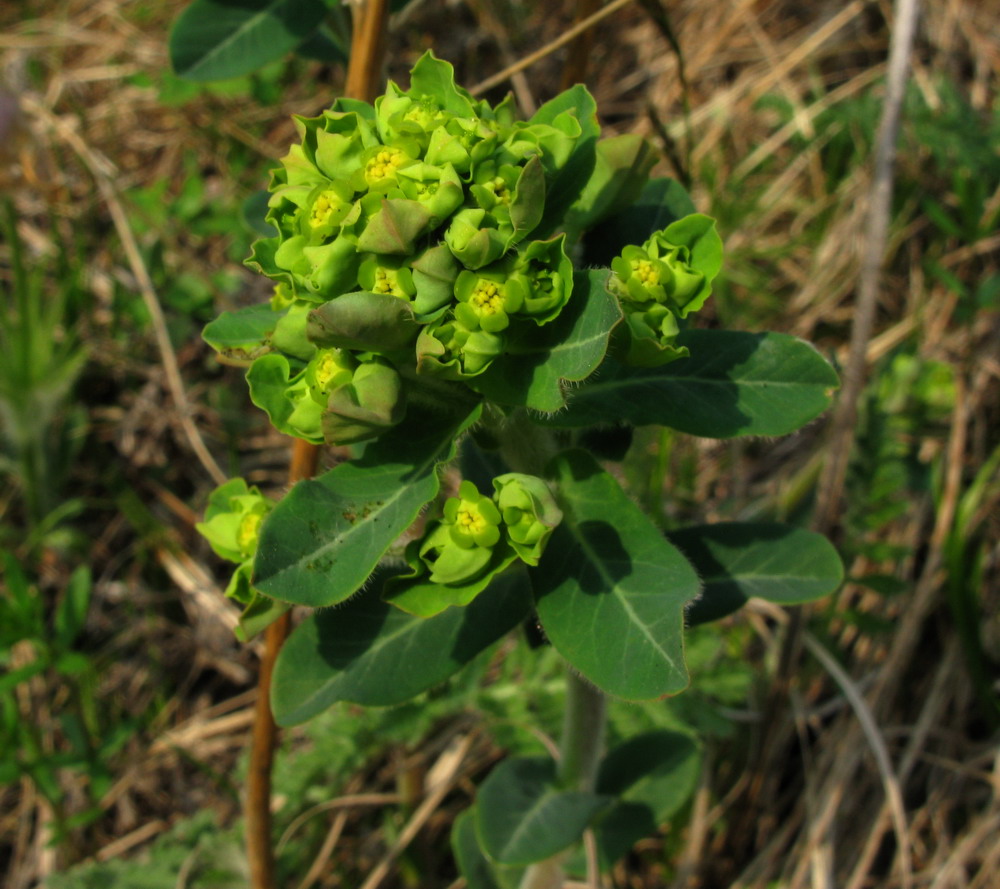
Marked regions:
[358,255,417,302]
[502,236,573,325]
[281,347,357,441]
[491,474,562,565]
[323,358,405,444]
[415,480,503,585]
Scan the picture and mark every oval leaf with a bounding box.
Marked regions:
[476,757,610,867]
[253,402,481,606]
[669,522,844,626]
[594,730,700,866]
[271,569,531,725]
[453,809,521,889]
[544,330,839,438]
[169,0,329,82]
[532,450,700,700]
[472,269,622,412]
[203,303,282,365]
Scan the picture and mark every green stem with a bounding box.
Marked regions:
[495,409,562,476]
[558,670,607,791]
[492,419,605,888]
[519,669,607,889]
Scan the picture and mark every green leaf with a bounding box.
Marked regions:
[472,269,622,412]
[532,451,699,700]
[544,330,839,438]
[307,291,420,353]
[203,303,283,365]
[246,352,305,439]
[271,568,531,724]
[242,190,278,237]
[564,134,657,237]
[669,523,844,626]
[54,567,91,649]
[594,730,700,866]
[253,402,481,606]
[584,176,696,266]
[530,86,600,239]
[169,0,329,82]
[453,809,524,889]
[476,757,610,866]
[235,593,291,642]
[407,52,477,117]
[294,23,348,65]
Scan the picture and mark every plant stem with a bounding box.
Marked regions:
[519,670,607,889]
[558,670,607,791]
[496,410,562,476]
[247,441,319,889]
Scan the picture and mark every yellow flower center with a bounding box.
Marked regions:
[372,267,405,298]
[457,504,488,535]
[470,279,504,316]
[489,176,510,205]
[237,512,262,554]
[310,190,345,229]
[364,147,408,185]
[403,103,437,129]
[314,350,342,390]
[631,258,660,286]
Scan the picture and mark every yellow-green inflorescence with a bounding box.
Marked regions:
[238,51,590,446]
[409,475,561,592]
[610,214,724,367]
[196,479,275,604]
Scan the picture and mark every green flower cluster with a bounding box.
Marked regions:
[387,474,562,616]
[609,214,723,366]
[196,479,274,603]
[243,52,582,445]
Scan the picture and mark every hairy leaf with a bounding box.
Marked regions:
[669,523,844,626]
[532,451,699,699]
[544,330,839,437]
[271,568,530,724]
[254,402,481,606]
[476,757,610,866]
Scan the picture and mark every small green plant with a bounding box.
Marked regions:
[199,53,843,884]
[0,553,134,851]
[0,200,88,542]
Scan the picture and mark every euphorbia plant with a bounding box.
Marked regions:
[201,54,843,886]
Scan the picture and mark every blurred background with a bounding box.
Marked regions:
[1,1,997,887]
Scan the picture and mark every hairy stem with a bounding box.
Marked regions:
[519,670,607,889]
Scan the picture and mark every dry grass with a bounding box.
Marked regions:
[1,0,998,887]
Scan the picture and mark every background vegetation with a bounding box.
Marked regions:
[1,0,997,887]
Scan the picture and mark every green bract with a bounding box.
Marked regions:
[610,214,723,367]
[196,479,274,603]
[382,472,563,618]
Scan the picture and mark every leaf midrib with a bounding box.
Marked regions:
[183,0,308,78]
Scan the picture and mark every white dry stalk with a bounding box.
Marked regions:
[814,0,923,532]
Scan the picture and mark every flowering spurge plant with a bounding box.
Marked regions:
[200,54,845,885]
